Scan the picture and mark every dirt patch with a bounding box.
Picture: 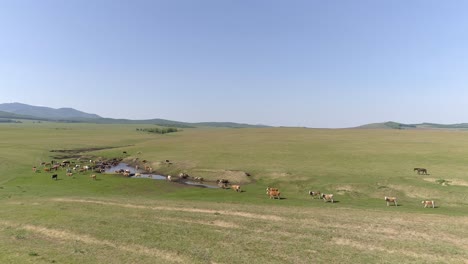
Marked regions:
[268,172,291,179]
[49,145,131,159]
[52,198,284,221]
[155,217,241,229]
[191,169,252,184]
[423,177,468,187]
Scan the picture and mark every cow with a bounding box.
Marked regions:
[422,200,435,208]
[178,173,189,179]
[385,196,398,206]
[32,166,37,173]
[268,190,281,199]
[167,175,172,181]
[135,173,141,177]
[66,172,73,177]
[321,194,334,203]
[266,187,279,193]
[44,168,51,173]
[90,174,96,180]
[231,185,241,192]
[51,174,58,180]
[308,191,321,199]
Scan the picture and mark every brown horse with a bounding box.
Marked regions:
[414,168,427,175]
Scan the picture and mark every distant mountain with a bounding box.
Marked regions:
[0,103,101,120]
[356,121,468,130]
[0,102,270,128]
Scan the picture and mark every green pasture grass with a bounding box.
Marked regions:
[0,122,467,263]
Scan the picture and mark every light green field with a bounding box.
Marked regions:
[0,122,467,263]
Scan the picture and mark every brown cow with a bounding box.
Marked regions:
[321,194,334,203]
[268,190,281,199]
[90,174,97,180]
[308,191,321,199]
[422,200,435,208]
[231,185,241,192]
[385,196,398,206]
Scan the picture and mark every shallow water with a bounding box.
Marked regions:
[105,163,219,188]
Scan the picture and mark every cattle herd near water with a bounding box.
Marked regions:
[33,158,438,208]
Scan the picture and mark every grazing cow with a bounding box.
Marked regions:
[51,174,58,180]
[308,191,321,199]
[179,173,189,179]
[266,187,279,194]
[268,190,281,199]
[90,174,96,180]
[414,168,428,175]
[422,200,435,208]
[194,177,204,181]
[167,175,172,181]
[32,166,37,173]
[231,185,241,192]
[384,196,398,206]
[321,194,334,203]
[66,172,73,177]
[44,168,51,173]
[135,173,141,177]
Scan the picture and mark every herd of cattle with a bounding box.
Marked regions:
[34,159,438,208]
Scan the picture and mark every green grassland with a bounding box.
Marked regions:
[0,122,467,263]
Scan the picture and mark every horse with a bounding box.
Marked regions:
[414,168,427,175]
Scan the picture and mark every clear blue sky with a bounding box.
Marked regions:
[1,0,468,128]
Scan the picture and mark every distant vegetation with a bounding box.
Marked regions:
[137,127,179,134]
[0,118,21,123]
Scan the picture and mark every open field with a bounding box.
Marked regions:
[0,122,467,263]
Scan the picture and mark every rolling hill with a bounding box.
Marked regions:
[355,121,468,130]
[0,102,100,119]
[0,102,269,128]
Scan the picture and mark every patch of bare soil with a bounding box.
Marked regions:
[52,198,284,221]
[191,169,252,184]
[423,177,468,187]
[155,217,241,229]
[49,145,131,159]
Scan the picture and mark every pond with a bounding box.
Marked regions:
[104,163,219,188]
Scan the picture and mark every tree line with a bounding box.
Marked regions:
[136,127,179,134]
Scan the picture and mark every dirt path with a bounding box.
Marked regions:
[0,220,188,263]
[52,198,284,221]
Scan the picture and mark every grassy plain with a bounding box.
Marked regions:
[0,122,467,263]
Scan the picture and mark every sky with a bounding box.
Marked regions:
[1,0,468,128]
